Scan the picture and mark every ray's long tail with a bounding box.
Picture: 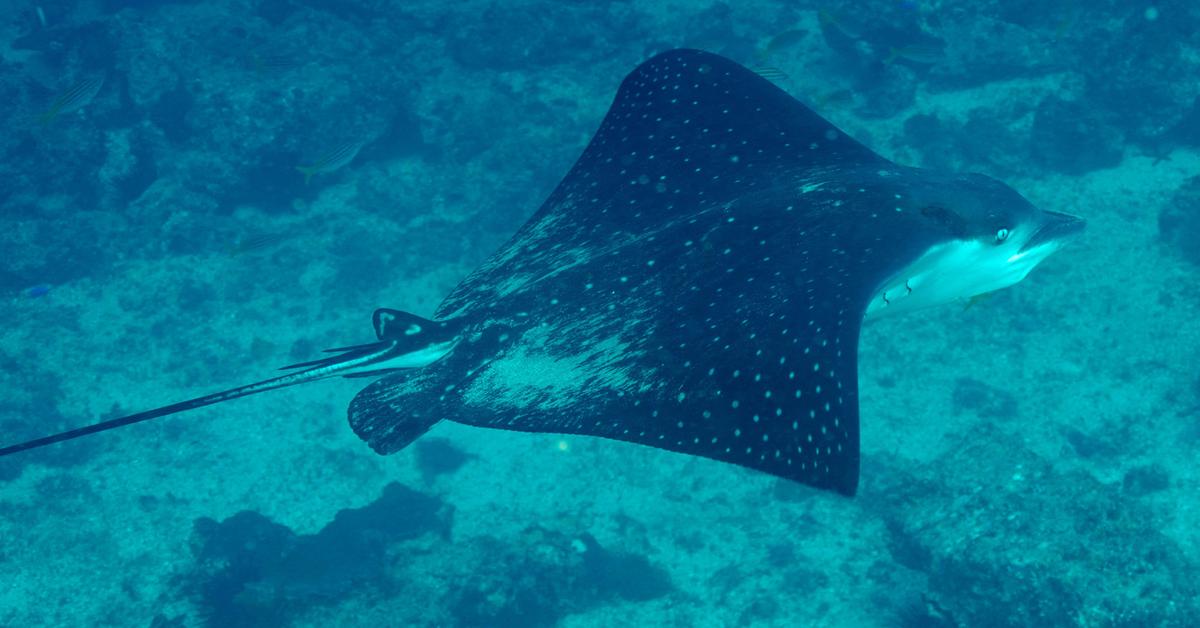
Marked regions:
[0,309,461,457]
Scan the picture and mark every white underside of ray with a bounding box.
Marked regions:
[864,234,1062,321]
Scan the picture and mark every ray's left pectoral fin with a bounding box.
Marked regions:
[632,311,863,496]
[450,304,865,496]
[348,369,448,454]
[671,327,861,494]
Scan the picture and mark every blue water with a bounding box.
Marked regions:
[1,1,1198,626]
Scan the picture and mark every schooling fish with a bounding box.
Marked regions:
[0,50,1083,496]
[760,28,808,59]
[39,72,105,125]
[818,9,868,41]
[24,283,53,299]
[884,42,948,66]
[296,139,366,184]
[750,65,790,82]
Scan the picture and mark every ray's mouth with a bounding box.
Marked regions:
[1019,210,1086,253]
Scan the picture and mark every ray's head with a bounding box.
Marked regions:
[864,169,1085,319]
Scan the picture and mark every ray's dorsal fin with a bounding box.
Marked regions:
[373,308,464,341]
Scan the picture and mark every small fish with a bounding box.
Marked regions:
[246,47,306,75]
[884,43,947,66]
[762,29,807,59]
[226,232,287,257]
[812,88,855,109]
[751,65,790,82]
[25,284,52,298]
[963,292,995,311]
[39,72,105,125]
[296,140,366,184]
[818,9,867,40]
[1050,8,1080,42]
[683,35,729,54]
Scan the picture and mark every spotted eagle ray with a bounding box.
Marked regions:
[0,50,1083,495]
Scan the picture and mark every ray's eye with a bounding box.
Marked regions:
[994,228,1010,243]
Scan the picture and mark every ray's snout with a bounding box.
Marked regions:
[1020,210,1086,253]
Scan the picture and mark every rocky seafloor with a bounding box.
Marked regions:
[1,0,1199,626]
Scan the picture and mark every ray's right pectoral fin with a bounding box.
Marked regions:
[347,360,482,455]
[348,371,442,454]
[345,321,515,456]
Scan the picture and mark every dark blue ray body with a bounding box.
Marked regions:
[0,49,1081,495]
[349,49,958,495]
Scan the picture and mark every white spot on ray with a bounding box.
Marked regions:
[800,182,824,194]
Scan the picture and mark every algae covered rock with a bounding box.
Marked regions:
[869,426,1200,627]
[1030,96,1123,176]
[182,482,451,626]
[1159,176,1200,266]
[447,526,672,627]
